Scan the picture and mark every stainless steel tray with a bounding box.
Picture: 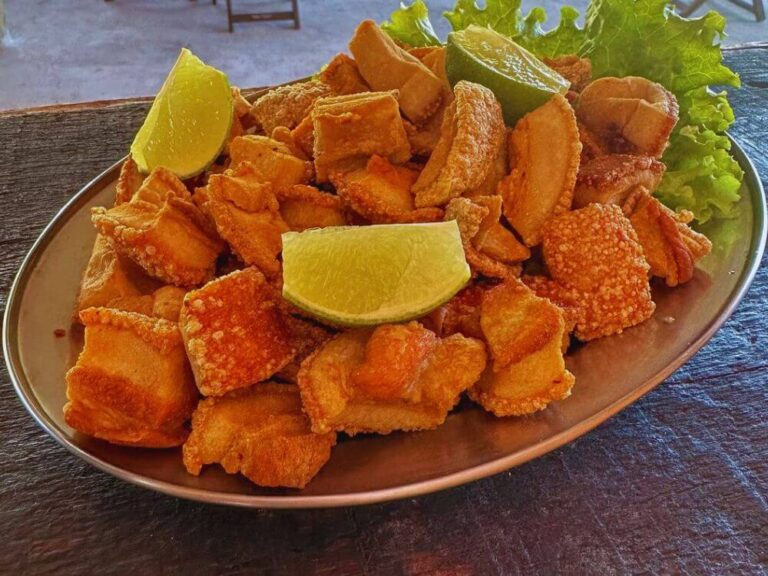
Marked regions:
[4,138,765,508]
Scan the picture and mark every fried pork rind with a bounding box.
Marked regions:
[445,196,528,279]
[413,81,505,208]
[271,126,310,161]
[297,324,487,435]
[405,46,454,156]
[64,308,198,447]
[182,383,336,489]
[228,135,314,192]
[76,234,159,316]
[196,162,288,277]
[501,94,581,247]
[543,55,592,93]
[290,115,316,160]
[349,20,444,124]
[467,131,508,199]
[105,285,186,321]
[276,184,347,231]
[311,91,411,183]
[275,315,335,384]
[319,53,370,95]
[425,285,484,340]
[468,279,574,416]
[92,167,223,287]
[577,76,679,159]
[115,157,144,205]
[250,79,332,134]
[333,155,442,224]
[623,186,712,287]
[180,268,296,397]
[574,154,665,208]
[542,204,655,341]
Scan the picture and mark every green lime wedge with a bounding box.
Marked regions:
[130,48,233,179]
[446,25,569,125]
[282,222,470,326]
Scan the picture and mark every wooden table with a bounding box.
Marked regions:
[1,44,766,575]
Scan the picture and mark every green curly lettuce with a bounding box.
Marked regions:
[381,0,744,227]
[381,1,441,47]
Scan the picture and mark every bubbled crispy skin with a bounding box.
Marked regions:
[311,91,412,183]
[413,81,505,208]
[297,327,486,435]
[542,204,655,341]
[501,94,581,247]
[349,20,444,124]
[468,278,574,416]
[182,383,336,489]
[180,268,296,396]
[195,162,288,277]
[64,308,198,447]
[426,285,485,339]
[577,76,679,159]
[114,157,144,205]
[574,154,665,208]
[623,186,711,287]
[250,80,332,134]
[228,135,314,192]
[318,53,370,96]
[333,155,443,224]
[276,184,347,231]
[91,168,224,287]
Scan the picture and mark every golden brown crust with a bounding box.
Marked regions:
[64,308,197,447]
[92,168,223,287]
[75,234,159,318]
[501,94,581,246]
[276,184,347,231]
[196,162,288,277]
[349,20,444,124]
[179,268,296,396]
[413,81,505,208]
[319,53,370,95]
[311,91,412,183]
[577,76,679,159]
[228,135,314,192]
[542,204,655,341]
[114,157,144,205]
[333,155,442,224]
[250,79,332,134]
[574,154,665,208]
[297,327,486,435]
[623,187,711,286]
[182,383,336,488]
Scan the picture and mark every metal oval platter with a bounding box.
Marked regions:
[4,139,765,509]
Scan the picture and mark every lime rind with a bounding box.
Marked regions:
[281,222,471,327]
[131,48,233,179]
[446,25,569,125]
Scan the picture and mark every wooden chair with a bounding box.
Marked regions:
[215,0,300,32]
[674,0,765,21]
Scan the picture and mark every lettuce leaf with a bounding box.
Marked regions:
[381,1,441,47]
[581,0,739,94]
[381,0,744,226]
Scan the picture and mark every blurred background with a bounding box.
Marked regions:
[0,0,764,111]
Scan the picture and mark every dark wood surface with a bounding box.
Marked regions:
[1,46,766,576]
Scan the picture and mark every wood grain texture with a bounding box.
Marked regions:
[1,50,767,576]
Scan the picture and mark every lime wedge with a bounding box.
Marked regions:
[282,222,470,326]
[446,25,569,125]
[130,48,233,179]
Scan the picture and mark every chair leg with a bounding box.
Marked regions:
[755,0,765,21]
[292,0,301,29]
[226,0,233,32]
[212,0,216,4]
